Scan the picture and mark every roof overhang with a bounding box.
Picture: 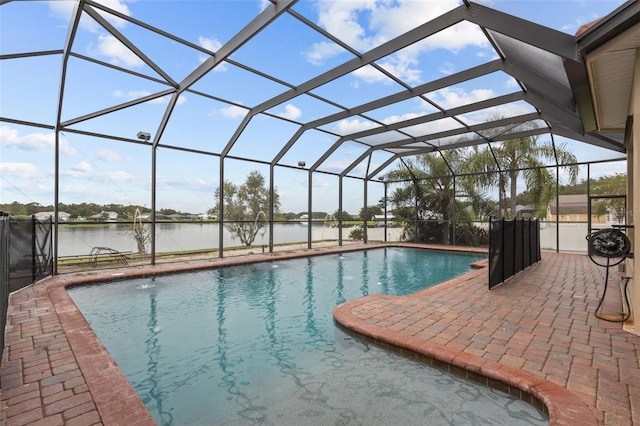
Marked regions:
[575,0,640,147]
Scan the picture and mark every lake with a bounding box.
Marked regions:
[57,222,334,256]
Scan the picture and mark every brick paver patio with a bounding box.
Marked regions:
[1,245,639,425]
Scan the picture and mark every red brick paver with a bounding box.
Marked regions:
[334,251,640,426]
[1,245,639,425]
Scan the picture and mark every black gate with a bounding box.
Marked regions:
[0,213,10,361]
[6,215,53,292]
[488,218,541,289]
[1,214,53,360]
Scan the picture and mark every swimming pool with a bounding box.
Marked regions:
[68,247,547,425]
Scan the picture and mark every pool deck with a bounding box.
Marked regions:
[1,243,639,425]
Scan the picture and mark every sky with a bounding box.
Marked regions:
[0,0,630,216]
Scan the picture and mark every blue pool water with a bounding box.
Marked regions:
[68,248,547,425]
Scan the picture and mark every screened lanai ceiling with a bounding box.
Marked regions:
[0,0,635,185]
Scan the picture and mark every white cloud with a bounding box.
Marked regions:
[505,76,520,89]
[59,185,99,199]
[197,36,228,70]
[381,112,423,126]
[108,171,135,182]
[156,176,211,192]
[113,89,151,100]
[50,1,139,69]
[61,168,136,184]
[319,160,352,174]
[93,0,131,17]
[560,12,604,35]
[333,118,380,135]
[290,174,330,190]
[457,102,533,127]
[219,105,248,119]
[0,162,41,180]
[96,149,123,162]
[438,62,455,76]
[376,54,423,84]
[303,41,345,66]
[305,1,488,83]
[113,89,186,105]
[276,104,302,120]
[49,0,131,33]
[351,65,393,84]
[0,126,77,155]
[198,36,222,53]
[48,2,76,22]
[312,175,330,188]
[430,87,495,109]
[320,160,371,176]
[414,21,488,52]
[71,161,93,173]
[150,94,187,105]
[258,0,272,13]
[95,34,144,67]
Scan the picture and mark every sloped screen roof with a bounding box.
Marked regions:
[0,0,628,186]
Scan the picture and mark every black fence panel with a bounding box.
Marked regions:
[533,220,541,264]
[1,214,53,360]
[522,220,531,268]
[4,216,53,293]
[489,218,542,289]
[488,218,503,286]
[34,217,53,282]
[502,220,515,281]
[8,218,33,292]
[514,220,523,272]
[1,213,10,362]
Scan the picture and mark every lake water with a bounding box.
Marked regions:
[58,222,318,256]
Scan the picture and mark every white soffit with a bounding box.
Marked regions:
[587,21,640,132]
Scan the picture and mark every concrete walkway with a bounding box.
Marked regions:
[1,245,639,425]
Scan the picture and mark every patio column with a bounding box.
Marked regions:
[628,48,640,333]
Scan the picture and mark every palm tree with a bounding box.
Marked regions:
[465,124,578,218]
[388,151,455,217]
[388,150,496,244]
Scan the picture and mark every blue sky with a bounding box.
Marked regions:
[0,0,629,215]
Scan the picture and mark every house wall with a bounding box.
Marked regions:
[548,214,608,223]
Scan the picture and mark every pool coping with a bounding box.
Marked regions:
[3,243,598,424]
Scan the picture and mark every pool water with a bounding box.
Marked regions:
[68,248,547,425]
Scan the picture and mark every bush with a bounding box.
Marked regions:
[401,220,489,247]
[348,226,364,240]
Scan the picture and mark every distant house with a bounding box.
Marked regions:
[547,194,608,223]
[103,211,119,221]
[515,205,535,219]
[88,213,106,222]
[373,214,395,225]
[34,211,70,221]
[88,211,119,222]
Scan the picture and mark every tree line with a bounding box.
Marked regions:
[0,202,189,219]
[0,200,359,223]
